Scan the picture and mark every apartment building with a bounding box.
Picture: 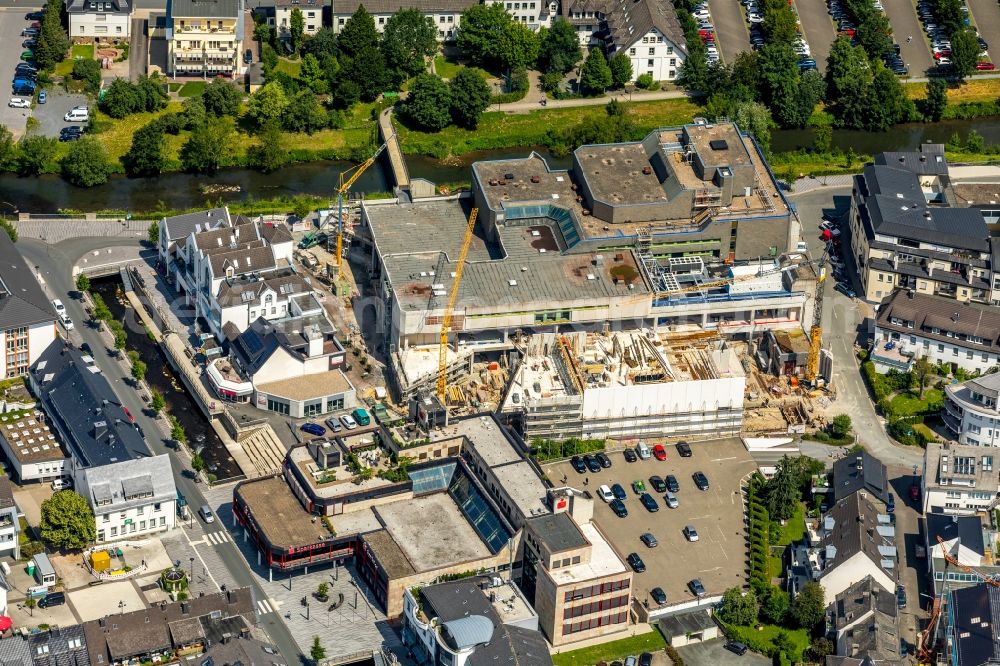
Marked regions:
[166,0,245,77]
[65,0,133,39]
[0,230,57,380]
[943,372,1000,446]
[519,511,632,647]
[828,576,901,663]
[922,441,999,515]
[330,0,473,41]
[848,146,998,304]
[871,289,1000,375]
[269,0,323,36]
[924,513,999,595]
[0,408,68,482]
[78,455,176,543]
[0,477,21,560]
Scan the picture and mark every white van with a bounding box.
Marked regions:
[64,107,89,122]
[636,441,651,459]
[51,477,70,491]
[597,484,614,503]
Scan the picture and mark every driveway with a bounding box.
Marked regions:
[795,0,836,71]
[967,0,1000,69]
[678,638,771,666]
[888,467,929,656]
[129,16,148,81]
[0,7,35,139]
[707,0,751,64]
[31,89,88,138]
[883,0,935,75]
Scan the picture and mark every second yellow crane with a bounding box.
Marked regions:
[437,207,479,403]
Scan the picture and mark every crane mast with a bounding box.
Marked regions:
[437,207,478,403]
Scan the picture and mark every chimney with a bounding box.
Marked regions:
[306,325,323,357]
[181,602,190,615]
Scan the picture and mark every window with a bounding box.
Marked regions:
[103,514,110,523]
[338,17,345,25]
[667,45,673,53]
[448,15,453,21]
[110,527,117,537]
[140,520,146,530]
[154,503,161,512]
[629,47,636,55]
[379,16,384,23]
[160,516,166,526]
[669,58,676,66]
[648,47,655,55]
[120,512,126,520]
[647,59,654,66]
[439,15,445,21]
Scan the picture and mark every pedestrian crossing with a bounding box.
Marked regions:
[205,530,231,545]
[256,599,276,615]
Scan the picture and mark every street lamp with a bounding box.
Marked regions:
[118,600,127,615]
[189,556,195,581]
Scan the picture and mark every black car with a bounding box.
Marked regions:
[623,448,637,463]
[639,654,653,666]
[649,475,667,493]
[23,39,36,49]
[596,452,612,469]
[676,441,692,457]
[571,456,586,473]
[38,592,65,608]
[724,641,748,656]
[688,579,706,596]
[897,585,907,609]
[244,48,253,64]
[650,588,667,606]
[627,552,646,573]
[611,483,627,500]
[584,454,601,473]
[693,471,710,490]
[665,474,680,493]
[610,499,628,517]
[25,10,44,19]
[640,492,659,512]
[886,492,896,513]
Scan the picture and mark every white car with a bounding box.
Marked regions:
[8,98,29,109]
[60,314,74,330]
[52,299,65,314]
[597,485,615,503]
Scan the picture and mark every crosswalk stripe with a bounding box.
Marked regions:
[257,600,273,614]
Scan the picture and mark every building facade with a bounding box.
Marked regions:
[65,0,132,39]
[165,0,245,77]
[922,441,999,514]
[79,456,177,543]
[0,478,21,560]
[943,372,1000,446]
[270,0,323,36]
[0,231,57,380]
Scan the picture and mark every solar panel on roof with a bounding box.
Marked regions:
[241,330,264,355]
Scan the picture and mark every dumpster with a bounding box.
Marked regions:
[91,550,111,572]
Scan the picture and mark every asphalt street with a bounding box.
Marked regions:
[16,236,305,666]
[0,7,34,140]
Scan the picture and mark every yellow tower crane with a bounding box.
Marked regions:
[437,207,478,403]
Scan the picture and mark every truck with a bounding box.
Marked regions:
[298,232,319,249]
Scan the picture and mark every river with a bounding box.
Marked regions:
[90,276,244,482]
[0,118,998,212]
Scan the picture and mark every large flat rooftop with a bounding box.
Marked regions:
[548,522,627,585]
[374,492,492,573]
[574,142,667,206]
[0,411,65,464]
[289,444,399,500]
[472,154,583,216]
[236,476,331,550]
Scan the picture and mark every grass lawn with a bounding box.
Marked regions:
[724,624,810,661]
[273,58,301,78]
[903,77,1000,103]
[394,97,702,157]
[773,502,806,546]
[434,54,465,79]
[54,44,96,77]
[168,82,183,92]
[913,422,940,442]
[767,546,785,579]
[178,81,206,97]
[91,103,184,162]
[552,630,666,666]
[890,388,943,416]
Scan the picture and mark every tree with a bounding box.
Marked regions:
[191,453,205,473]
[331,79,361,109]
[35,0,70,71]
[170,416,187,444]
[580,48,612,94]
[854,12,893,60]
[825,37,867,105]
[539,18,582,73]
[0,125,16,172]
[283,90,328,134]
[911,356,934,399]
[202,78,242,116]
[761,586,790,624]
[345,45,391,100]
[732,101,772,155]
[248,122,288,173]
[61,137,113,187]
[180,117,235,174]
[922,78,948,121]
[762,0,798,43]
[404,74,452,131]
[124,122,166,178]
[302,27,339,59]
[136,74,169,112]
[758,42,802,127]
[806,638,835,662]
[310,636,326,665]
[100,78,142,118]
[72,58,102,94]
[967,129,985,153]
[609,52,633,88]
[831,414,852,439]
[937,0,965,32]
[868,62,913,130]
[495,21,540,71]
[338,6,379,59]
[382,8,438,81]
[951,28,979,80]
[0,220,15,244]
[792,581,826,628]
[75,273,91,292]
[290,7,305,53]
[450,68,491,128]
[40,490,96,550]
[457,4,515,69]
[131,359,147,382]
[17,135,58,176]
[248,82,289,126]
[765,455,801,521]
[150,389,166,414]
[299,53,325,91]
[147,222,159,247]
[717,587,759,626]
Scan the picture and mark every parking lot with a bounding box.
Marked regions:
[706,0,751,63]
[795,0,836,72]
[0,7,37,140]
[33,88,89,138]
[967,0,1000,72]
[884,0,935,74]
[543,438,757,611]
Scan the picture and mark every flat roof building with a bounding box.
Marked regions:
[922,441,1000,515]
[0,408,67,482]
[0,229,57,380]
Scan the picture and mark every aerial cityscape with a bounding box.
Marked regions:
[4,0,1000,664]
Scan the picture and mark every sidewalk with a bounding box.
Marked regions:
[498,87,689,113]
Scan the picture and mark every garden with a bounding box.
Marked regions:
[861,352,948,446]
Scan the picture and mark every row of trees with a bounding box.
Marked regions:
[402,70,491,130]
[34,0,71,71]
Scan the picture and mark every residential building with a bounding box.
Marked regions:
[27,624,90,666]
[65,0,132,39]
[922,441,999,515]
[330,0,469,40]
[829,576,901,663]
[402,576,552,666]
[157,207,230,264]
[946,583,1000,666]
[848,146,998,305]
[812,492,897,605]
[871,289,1000,374]
[165,0,245,77]
[0,230,57,380]
[944,372,1000,446]
[519,511,632,646]
[831,451,890,504]
[29,344,177,542]
[924,513,999,595]
[0,408,68,482]
[0,477,20,560]
[267,0,323,36]
[78,455,176,543]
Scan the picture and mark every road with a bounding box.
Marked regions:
[16,236,305,666]
[882,0,935,75]
[707,0,751,64]
[789,185,925,469]
[794,0,836,72]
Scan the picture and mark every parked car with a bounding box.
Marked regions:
[676,441,692,457]
[37,90,46,104]
[610,499,628,517]
[897,585,907,609]
[300,421,325,436]
[340,414,358,429]
[909,483,920,501]
[324,417,343,432]
[596,452,612,468]
[623,448,637,463]
[693,471,710,490]
[631,480,646,494]
[689,579,706,596]
[977,62,996,70]
[584,454,601,473]
[684,524,700,541]
[60,314,74,330]
[640,493,659,512]
[199,505,215,523]
[665,474,680,493]
[597,484,615,503]
[652,444,667,460]
[611,483,627,500]
[38,592,65,608]
[25,11,44,20]
[650,589,667,606]
[351,407,371,426]
[627,552,646,573]
[244,48,253,64]
[665,491,679,508]
[51,477,70,490]
[8,98,29,108]
[724,641,749,656]
[571,456,587,473]
[636,441,651,459]
[649,475,666,493]
[835,282,856,298]
[51,298,65,314]
[887,493,896,513]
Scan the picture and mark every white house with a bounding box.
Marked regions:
[0,410,67,483]
[78,455,177,543]
[330,0,472,41]
[943,372,1000,446]
[922,440,999,514]
[0,477,21,560]
[271,0,323,36]
[0,231,57,381]
[924,513,1000,595]
[65,0,133,40]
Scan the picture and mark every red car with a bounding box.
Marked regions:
[909,483,920,501]
[652,444,667,461]
[977,62,996,70]
[123,406,134,423]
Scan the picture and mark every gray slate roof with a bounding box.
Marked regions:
[28,625,91,666]
[833,451,889,503]
[0,635,33,666]
[65,0,131,13]
[926,513,986,556]
[0,230,57,330]
[950,583,1000,666]
[79,455,175,512]
[658,611,717,638]
[331,0,473,13]
[876,289,1000,353]
[168,0,241,18]
[161,208,230,243]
